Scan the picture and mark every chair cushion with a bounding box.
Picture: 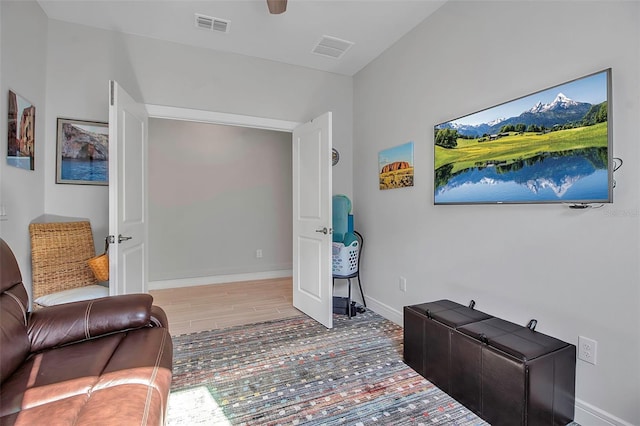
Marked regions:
[34,285,109,307]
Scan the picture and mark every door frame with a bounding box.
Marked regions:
[145,105,299,133]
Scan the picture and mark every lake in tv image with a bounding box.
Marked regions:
[434,70,610,204]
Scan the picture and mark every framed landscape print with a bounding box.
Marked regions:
[379,141,414,190]
[7,90,35,171]
[56,118,109,185]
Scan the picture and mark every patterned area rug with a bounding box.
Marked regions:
[167,310,488,425]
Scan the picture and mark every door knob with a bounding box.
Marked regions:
[315,227,328,235]
[118,234,132,243]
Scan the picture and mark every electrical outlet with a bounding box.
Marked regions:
[578,336,598,365]
[256,249,263,258]
[399,276,407,292]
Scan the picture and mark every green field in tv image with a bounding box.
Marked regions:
[434,70,610,204]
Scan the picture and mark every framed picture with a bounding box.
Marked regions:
[379,141,414,190]
[7,90,35,171]
[56,118,109,185]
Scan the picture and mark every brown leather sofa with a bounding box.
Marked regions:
[0,238,173,425]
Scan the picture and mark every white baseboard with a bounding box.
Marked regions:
[575,398,634,426]
[148,270,293,290]
[363,294,403,326]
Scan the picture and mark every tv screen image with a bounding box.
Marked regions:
[434,69,612,205]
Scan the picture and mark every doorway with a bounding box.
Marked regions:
[141,105,333,330]
[147,117,294,286]
[145,105,299,291]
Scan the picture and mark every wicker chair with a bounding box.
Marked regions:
[29,221,107,307]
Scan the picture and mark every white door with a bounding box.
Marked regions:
[108,81,148,296]
[292,112,333,329]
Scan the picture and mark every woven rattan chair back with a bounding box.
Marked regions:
[29,221,98,301]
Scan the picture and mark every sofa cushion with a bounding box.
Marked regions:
[76,384,166,425]
[0,327,172,422]
[34,284,109,307]
[0,394,89,425]
[0,240,31,383]
[87,328,173,425]
[0,333,125,417]
[0,286,31,383]
[0,239,23,293]
[99,328,172,382]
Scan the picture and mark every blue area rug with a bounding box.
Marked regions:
[168,310,488,425]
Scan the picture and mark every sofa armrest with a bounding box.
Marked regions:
[28,294,153,353]
[150,304,169,328]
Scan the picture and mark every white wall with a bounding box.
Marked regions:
[2,2,353,288]
[353,1,639,425]
[41,18,353,279]
[148,118,293,282]
[0,1,48,295]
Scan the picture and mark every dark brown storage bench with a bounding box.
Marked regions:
[404,300,576,426]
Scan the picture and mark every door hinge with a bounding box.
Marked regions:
[110,81,114,106]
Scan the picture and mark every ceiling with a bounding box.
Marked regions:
[36,0,447,76]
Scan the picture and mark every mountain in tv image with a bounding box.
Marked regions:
[438,93,603,138]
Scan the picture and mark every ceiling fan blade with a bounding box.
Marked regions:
[267,0,287,14]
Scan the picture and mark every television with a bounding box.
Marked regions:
[434,69,612,205]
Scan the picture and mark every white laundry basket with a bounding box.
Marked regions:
[332,240,359,276]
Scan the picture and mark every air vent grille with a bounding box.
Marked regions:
[212,19,229,33]
[312,35,354,59]
[195,13,230,33]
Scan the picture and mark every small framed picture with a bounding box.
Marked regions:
[7,90,35,171]
[379,141,414,190]
[56,118,109,185]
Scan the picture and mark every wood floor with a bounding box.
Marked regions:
[150,277,304,336]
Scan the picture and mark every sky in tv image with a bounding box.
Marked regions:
[434,70,610,205]
[450,71,608,127]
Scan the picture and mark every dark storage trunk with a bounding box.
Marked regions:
[404,300,491,393]
[404,300,576,426]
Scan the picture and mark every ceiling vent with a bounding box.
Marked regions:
[195,13,230,33]
[312,35,354,59]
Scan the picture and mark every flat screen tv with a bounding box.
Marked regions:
[434,69,612,205]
